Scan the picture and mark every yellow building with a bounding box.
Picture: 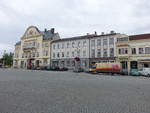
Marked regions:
[13,26,60,69]
[116,34,130,74]
[117,33,150,74]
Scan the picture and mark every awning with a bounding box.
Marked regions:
[138,59,150,63]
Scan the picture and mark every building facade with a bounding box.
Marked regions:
[116,34,130,74]
[89,31,123,66]
[117,33,150,74]
[13,26,60,69]
[51,31,123,70]
[51,35,95,70]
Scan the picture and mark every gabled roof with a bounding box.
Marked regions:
[129,33,150,41]
[22,26,58,41]
[40,31,58,40]
[15,41,21,46]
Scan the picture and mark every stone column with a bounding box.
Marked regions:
[127,61,130,75]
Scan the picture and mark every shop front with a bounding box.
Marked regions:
[118,57,130,75]
[138,59,150,69]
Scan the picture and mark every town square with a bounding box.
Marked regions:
[0,68,150,113]
[1,0,150,112]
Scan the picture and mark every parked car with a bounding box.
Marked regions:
[51,66,60,71]
[130,69,140,76]
[138,68,150,76]
[59,67,68,71]
[120,69,128,75]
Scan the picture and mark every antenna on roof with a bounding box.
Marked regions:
[44,28,47,32]
[51,28,55,34]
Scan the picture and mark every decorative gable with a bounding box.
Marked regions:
[21,26,41,39]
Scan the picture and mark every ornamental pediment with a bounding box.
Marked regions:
[21,26,41,39]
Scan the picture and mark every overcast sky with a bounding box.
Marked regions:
[0,0,150,57]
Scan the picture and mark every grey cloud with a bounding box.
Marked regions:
[0,0,150,56]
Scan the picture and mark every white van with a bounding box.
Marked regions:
[139,68,150,76]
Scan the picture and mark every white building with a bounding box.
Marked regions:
[89,31,122,66]
[51,31,123,70]
[51,34,95,70]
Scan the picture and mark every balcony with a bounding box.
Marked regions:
[23,46,36,51]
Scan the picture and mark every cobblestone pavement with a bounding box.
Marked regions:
[0,69,150,113]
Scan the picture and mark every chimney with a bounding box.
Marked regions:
[51,28,55,34]
[101,32,104,35]
[110,30,115,34]
[87,33,90,35]
[94,31,97,35]
[44,28,47,32]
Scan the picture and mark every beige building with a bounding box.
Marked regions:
[13,26,60,69]
[117,33,150,74]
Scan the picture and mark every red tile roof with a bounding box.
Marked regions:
[129,33,150,41]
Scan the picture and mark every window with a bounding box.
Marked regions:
[57,44,60,49]
[57,53,60,58]
[117,37,128,42]
[97,39,101,46]
[22,53,24,58]
[62,43,64,49]
[132,48,136,54]
[78,41,81,47]
[53,53,55,58]
[103,49,107,57]
[91,49,95,58]
[97,49,101,57]
[32,53,35,57]
[62,52,64,57]
[26,53,28,58]
[139,48,144,54]
[72,42,75,48]
[36,53,39,57]
[118,48,128,54]
[67,42,69,48]
[83,41,87,47]
[33,42,36,46]
[103,39,107,46]
[124,48,128,54]
[91,40,95,47]
[67,52,69,57]
[110,48,114,57]
[109,38,114,45]
[145,47,150,54]
[119,49,121,54]
[17,54,19,58]
[45,51,48,56]
[37,43,40,48]
[44,59,48,65]
[83,50,86,57]
[45,43,48,47]
[72,51,75,57]
[53,44,55,49]
[77,50,80,57]
[29,53,31,57]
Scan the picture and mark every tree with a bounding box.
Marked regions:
[2,51,13,66]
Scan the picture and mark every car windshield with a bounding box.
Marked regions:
[91,65,96,68]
